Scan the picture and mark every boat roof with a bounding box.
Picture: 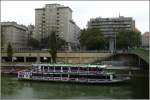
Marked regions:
[32,64,107,68]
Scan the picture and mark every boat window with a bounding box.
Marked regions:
[43,74,53,77]
[44,66,48,70]
[32,66,38,71]
[53,74,60,77]
[55,66,61,70]
[97,68,102,72]
[87,75,96,79]
[49,67,54,70]
[41,66,43,69]
[78,75,88,78]
[32,73,42,76]
[97,75,106,79]
[79,67,87,71]
[70,74,78,78]
[44,66,48,72]
[62,67,68,70]
[71,67,78,70]
[107,76,110,79]
[89,67,96,71]
[62,74,68,77]
[113,74,116,78]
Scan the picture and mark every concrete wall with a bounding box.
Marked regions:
[1,52,112,64]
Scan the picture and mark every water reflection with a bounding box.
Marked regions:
[130,70,149,99]
[2,76,131,99]
[1,70,149,99]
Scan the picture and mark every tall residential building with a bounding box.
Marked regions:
[1,22,28,51]
[87,16,136,52]
[141,32,149,48]
[35,4,80,50]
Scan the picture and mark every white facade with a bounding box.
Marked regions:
[1,22,28,50]
[35,4,80,47]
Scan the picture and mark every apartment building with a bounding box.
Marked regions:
[1,22,28,51]
[35,4,80,50]
[87,16,136,52]
[141,32,149,48]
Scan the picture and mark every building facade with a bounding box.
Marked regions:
[27,24,35,41]
[1,22,28,51]
[87,16,136,52]
[35,4,80,50]
[141,32,149,48]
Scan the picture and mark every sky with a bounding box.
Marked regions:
[1,1,149,33]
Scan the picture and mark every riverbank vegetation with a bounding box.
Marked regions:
[79,28,108,50]
[116,30,141,49]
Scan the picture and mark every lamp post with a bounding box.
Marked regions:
[113,25,117,53]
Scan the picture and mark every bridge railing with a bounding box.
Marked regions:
[128,48,149,63]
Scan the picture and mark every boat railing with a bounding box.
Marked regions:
[78,71,88,74]
[69,78,76,81]
[54,77,61,80]
[88,71,97,74]
[62,70,68,73]
[62,77,69,81]
[54,70,61,73]
[88,79,97,82]
[96,79,110,81]
[70,70,78,73]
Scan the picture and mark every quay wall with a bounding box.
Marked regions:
[1,52,112,64]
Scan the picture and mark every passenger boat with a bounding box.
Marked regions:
[17,64,130,84]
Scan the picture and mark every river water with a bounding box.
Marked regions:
[1,70,149,99]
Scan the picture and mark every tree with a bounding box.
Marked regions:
[1,26,4,47]
[79,28,106,50]
[28,37,39,48]
[48,31,57,63]
[42,35,66,50]
[57,37,67,50]
[7,43,13,62]
[116,30,141,49]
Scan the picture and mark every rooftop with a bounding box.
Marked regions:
[143,32,150,36]
[32,64,107,68]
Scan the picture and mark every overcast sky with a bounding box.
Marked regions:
[1,1,149,33]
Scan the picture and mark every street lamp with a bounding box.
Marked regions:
[112,25,117,53]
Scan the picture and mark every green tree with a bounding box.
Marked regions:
[42,35,66,50]
[1,30,4,47]
[57,37,67,50]
[48,31,57,63]
[116,30,141,49]
[79,28,106,50]
[7,43,13,62]
[28,37,39,48]
[1,32,4,47]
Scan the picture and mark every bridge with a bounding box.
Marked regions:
[128,48,149,64]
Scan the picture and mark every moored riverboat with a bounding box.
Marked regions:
[17,64,130,84]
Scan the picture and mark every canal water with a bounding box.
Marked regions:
[1,70,149,99]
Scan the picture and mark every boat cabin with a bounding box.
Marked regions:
[31,64,106,74]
